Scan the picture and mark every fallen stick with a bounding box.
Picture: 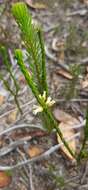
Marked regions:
[0,132,80,171]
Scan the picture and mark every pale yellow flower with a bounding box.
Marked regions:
[46,97,55,107]
[33,105,43,115]
[33,91,55,115]
[39,91,46,101]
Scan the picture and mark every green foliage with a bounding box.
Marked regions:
[69,64,81,77]
[48,164,65,189]
[15,49,54,131]
[15,49,75,157]
[54,176,65,188]
[5,170,13,177]
[12,2,75,158]
[0,4,5,16]
[65,64,81,99]
[0,46,19,93]
[84,109,88,140]
[78,149,88,159]
[15,49,40,102]
[65,23,88,58]
[12,3,48,95]
[66,24,78,52]
[77,109,88,162]
[0,45,22,113]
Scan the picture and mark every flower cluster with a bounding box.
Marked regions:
[33,91,55,115]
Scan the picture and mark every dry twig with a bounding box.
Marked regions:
[0,132,80,171]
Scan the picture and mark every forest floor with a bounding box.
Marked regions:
[0,0,88,189]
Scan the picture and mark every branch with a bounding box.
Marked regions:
[0,132,80,171]
[0,123,43,136]
[0,136,32,157]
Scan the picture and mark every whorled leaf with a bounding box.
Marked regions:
[12,3,47,94]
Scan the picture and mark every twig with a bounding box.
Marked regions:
[0,123,43,136]
[0,72,10,87]
[29,165,35,190]
[19,177,28,188]
[0,136,32,156]
[17,148,30,179]
[17,148,35,189]
[45,46,69,71]
[78,184,88,190]
[66,9,88,16]
[80,161,88,184]
[0,132,80,171]
[52,120,85,131]
[55,99,88,102]
[0,99,35,119]
[80,57,88,65]
[8,49,16,67]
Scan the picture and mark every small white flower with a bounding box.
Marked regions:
[39,91,46,101]
[46,97,55,107]
[46,97,52,104]
[33,91,55,115]
[42,91,47,100]
[33,105,43,115]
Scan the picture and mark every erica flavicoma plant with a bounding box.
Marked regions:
[12,2,75,159]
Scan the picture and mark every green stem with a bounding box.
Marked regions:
[0,74,22,114]
[25,40,42,92]
[16,50,75,159]
[77,108,88,162]
[77,138,86,162]
[44,109,76,158]
[0,46,20,95]
[37,29,48,95]
[14,95,23,114]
